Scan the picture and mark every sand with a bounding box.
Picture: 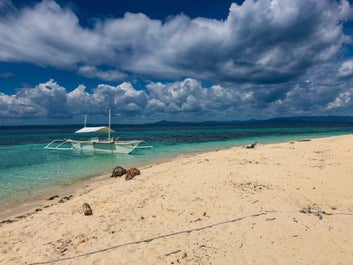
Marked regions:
[1,135,353,264]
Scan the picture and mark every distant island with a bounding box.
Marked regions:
[151,116,353,126]
[1,116,353,128]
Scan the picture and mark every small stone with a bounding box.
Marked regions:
[83,203,93,216]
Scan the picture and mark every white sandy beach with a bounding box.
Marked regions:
[1,135,353,264]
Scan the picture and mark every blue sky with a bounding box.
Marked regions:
[1,0,353,125]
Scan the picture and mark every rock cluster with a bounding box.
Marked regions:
[111,166,141,180]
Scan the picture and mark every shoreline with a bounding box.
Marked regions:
[0,149,206,221]
[1,134,353,264]
[0,132,350,219]
[0,173,109,220]
[0,134,343,221]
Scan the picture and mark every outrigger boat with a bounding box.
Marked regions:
[45,109,149,154]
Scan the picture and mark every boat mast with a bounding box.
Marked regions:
[84,115,87,128]
[108,108,111,141]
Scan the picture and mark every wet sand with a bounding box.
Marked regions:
[1,135,353,264]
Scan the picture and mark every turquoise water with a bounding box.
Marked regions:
[1,123,353,210]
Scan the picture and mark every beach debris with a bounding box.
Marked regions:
[190,217,202,223]
[298,138,311,142]
[47,195,60,200]
[265,217,276,221]
[125,168,140,180]
[58,195,73,203]
[246,142,257,149]
[236,182,270,193]
[83,202,93,215]
[165,249,182,256]
[16,215,28,219]
[111,166,127,177]
[299,206,331,220]
[58,239,72,254]
[0,219,15,225]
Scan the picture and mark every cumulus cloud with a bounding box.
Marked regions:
[0,0,351,84]
[0,1,97,68]
[326,90,353,110]
[1,0,353,123]
[1,76,353,123]
[0,79,251,121]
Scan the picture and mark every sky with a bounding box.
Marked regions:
[1,0,353,125]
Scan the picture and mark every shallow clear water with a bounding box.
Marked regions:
[1,123,353,209]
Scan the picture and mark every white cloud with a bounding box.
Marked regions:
[78,66,127,81]
[145,98,166,112]
[0,78,254,121]
[14,80,68,117]
[338,60,353,78]
[0,0,351,84]
[1,76,353,123]
[326,91,352,110]
[1,0,353,122]
[0,1,96,67]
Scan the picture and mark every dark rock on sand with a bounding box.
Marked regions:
[125,168,140,180]
[0,219,15,225]
[246,142,257,149]
[48,195,60,200]
[59,195,73,203]
[83,203,93,215]
[111,166,127,177]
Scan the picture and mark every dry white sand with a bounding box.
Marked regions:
[1,135,353,264]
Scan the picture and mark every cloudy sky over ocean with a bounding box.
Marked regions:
[0,0,353,124]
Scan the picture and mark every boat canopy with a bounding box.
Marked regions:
[75,126,115,134]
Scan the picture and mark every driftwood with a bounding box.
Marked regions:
[83,203,93,216]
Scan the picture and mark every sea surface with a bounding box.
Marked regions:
[1,123,353,211]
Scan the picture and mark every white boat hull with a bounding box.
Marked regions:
[71,139,143,154]
[45,139,144,154]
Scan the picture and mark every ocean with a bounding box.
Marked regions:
[1,122,353,211]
